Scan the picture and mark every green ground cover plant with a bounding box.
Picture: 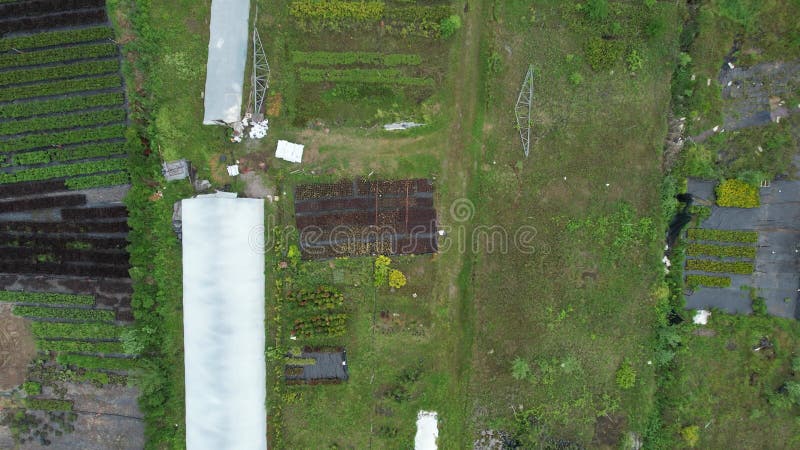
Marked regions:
[715,179,759,208]
[0,43,117,70]
[0,59,120,87]
[37,340,126,355]
[65,172,130,190]
[12,142,127,166]
[0,291,94,305]
[686,274,731,289]
[0,27,114,52]
[685,259,753,275]
[0,157,127,184]
[686,243,756,259]
[30,321,124,340]
[0,92,124,120]
[13,306,116,322]
[0,124,126,153]
[0,108,126,137]
[0,74,122,103]
[687,228,758,243]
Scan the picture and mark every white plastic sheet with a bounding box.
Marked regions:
[182,198,266,450]
[275,140,304,163]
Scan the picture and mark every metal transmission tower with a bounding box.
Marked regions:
[514,64,534,157]
[251,27,270,121]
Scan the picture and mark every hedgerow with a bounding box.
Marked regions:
[0,92,124,120]
[37,339,126,354]
[0,124,126,153]
[686,243,756,259]
[30,322,124,340]
[0,43,117,70]
[0,291,93,305]
[291,51,421,67]
[298,67,432,85]
[0,157,128,184]
[0,74,121,102]
[685,259,754,274]
[715,179,760,208]
[0,26,113,52]
[12,142,127,166]
[57,354,137,371]
[0,59,119,87]
[687,228,758,243]
[0,107,126,137]
[686,274,731,288]
[66,171,130,190]
[12,306,116,322]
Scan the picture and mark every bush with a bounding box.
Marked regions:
[686,274,731,289]
[715,179,760,208]
[374,255,391,287]
[752,296,767,316]
[22,381,41,396]
[687,228,758,243]
[616,359,636,389]
[511,357,530,380]
[388,269,406,289]
[681,425,700,448]
[439,15,461,38]
[685,259,754,275]
[568,71,583,85]
[584,37,623,71]
[626,49,644,72]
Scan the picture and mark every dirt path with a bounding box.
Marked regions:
[0,304,36,391]
[431,0,485,445]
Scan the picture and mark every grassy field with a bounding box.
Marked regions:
[469,0,681,445]
[661,313,800,448]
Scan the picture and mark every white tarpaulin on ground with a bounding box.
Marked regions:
[182,198,266,450]
[202,0,251,125]
[275,140,304,163]
[415,411,438,450]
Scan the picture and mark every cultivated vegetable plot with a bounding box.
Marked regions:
[294,179,438,258]
[684,228,758,288]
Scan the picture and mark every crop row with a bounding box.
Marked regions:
[1,123,126,152]
[292,313,348,338]
[3,247,129,265]
[0,157,127,184]
[31,321,124,340]
[0,58,119,87]
[289,0,384,22]
[0,74,121,103]
[0,260,130,278]
[0,91,123,120]
[0,26,113,52]
[291,51,421,67]
[0,220,128,234]
[0,107,126,137]
[298,68,433,86]
[13,305,116,322]
[62,205,128,221]
[0,233,127,250]
[685,259,754,275]
[0,291,93,305]
[56,354,137,371]
[686,243,756,259]
[0,194,85,213]
[66,171,130,190]
[287,286,344,309]
[0,10,108,37]
[11,141,126,166]
[687,228,759,244]
[24,399,73,412]
[0,43,117,70]
[0,0,106,18]
[686,274,732,289]
[0,179,65,197]
[37,339,126,354]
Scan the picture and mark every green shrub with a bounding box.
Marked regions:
[615,359,636,389]
[511,357,530,380]
[584,37,623,71]
[686,243,756,259]
[752,296,767,316]
[681,425,700,448]
[687,229,758,243]
[685,259,754,275]
[686,274,731,289]
[439,15,462,38]
[626,49,644,72]
[569,71,583,85]
[374,255,391,287]
[716,179,760,208]
[388,269,406,289]
[585,0,610,22]
[676,143,717,178]
[22,381,41,396]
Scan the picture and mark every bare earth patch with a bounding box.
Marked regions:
[0,304,36,391]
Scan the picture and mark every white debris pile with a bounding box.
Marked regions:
[249,119,269,139]
[693,310,711,325]
[415,411,438,450]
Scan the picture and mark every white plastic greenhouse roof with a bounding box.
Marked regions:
[202,0,251,125]
[181,197,266,450]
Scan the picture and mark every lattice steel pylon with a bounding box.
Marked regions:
[514,64,534,157]
[251,27,270,121]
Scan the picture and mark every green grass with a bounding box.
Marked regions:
[660,314,800,447]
